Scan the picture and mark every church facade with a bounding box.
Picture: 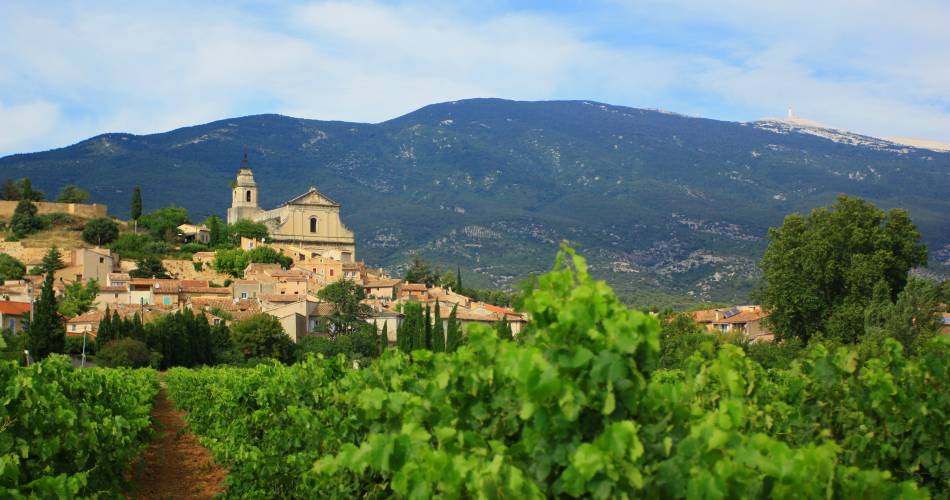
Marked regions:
[227,155,357,262]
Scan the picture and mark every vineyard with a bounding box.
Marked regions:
[1,355,158,497]
[165,249,949,499]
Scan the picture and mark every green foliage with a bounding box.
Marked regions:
[96,338,152,368]
[316,279,372,337]
[109,232,173,260]
[296,325,379,364]
[0,178,21,200]
[213,246,292,277]
[162,246,943,498]
[142,309,215,369]
[229,313,294,363]
[882,277,943,355]
[0,355,158,495]
[431,301,445,352]
[26,271,64,359]
[57,279,99,317]
[130,186,142,221]
[38,246,65,276]
[756,195,928,344]
[138,205,189,241]
[81,217,119,245]
[10,198,42,238]
[395,301,426,353]
[205,215,225,246]
[445,304,462,352]
[38,212,79,228]
[0,253,26,281]
[129,255,170,279]
[227,219,269,243]
[403,256,439,286]
[55,185,89,203]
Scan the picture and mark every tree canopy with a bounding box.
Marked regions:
[229,313,294,362]
[0,254,26,281]
[404,256,440,286]
[58,279,100,317]
[755,195,927,343]
[227,219,269,243]
[82,217,120,246]
[138,206,189,241]
[316,279,372,338]
[55,185,90,203]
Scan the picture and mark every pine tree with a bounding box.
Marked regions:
[10,198,42,238]
[39,246,65,275]
[424,304,432,350]
[431,301,445,352]
[26,271,64,359]
[445,304,461,353]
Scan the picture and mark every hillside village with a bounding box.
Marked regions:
[0,157,530,352]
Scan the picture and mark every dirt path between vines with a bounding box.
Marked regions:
[129,386,227,499]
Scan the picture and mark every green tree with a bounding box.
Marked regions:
[316,279,372,338]
[205,215,225,247]
[97,306,116,346]
[755,195,927,343]
[130,256,170,278]
[229,313,294,362]
[424,304,432,349]
[18,178,44,201]
[227,219,269,243]
[431,301,445,352]
[445,304,462,352]
[246,246,293,269]
[1,179,20,200]
[58,279,99,317]
[38,246,65,275]
[26,271,64,359]
[138,206,189,240]
[213,248,249,277]
[379,322,388,354]
[96,338,151,368]
[82,217,120,245]
[456,264,463,292]
[0,254,26,281]
[130,186,142,223]
[404,256,439,286]
[55,185,90,203]
[10,198,42,238]
[884,277,943,353]
[495,317,513,341]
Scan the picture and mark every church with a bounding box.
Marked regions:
[227,154,357,262]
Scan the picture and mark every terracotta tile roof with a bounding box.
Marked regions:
[260,294,305,303]
[233,280,259,285]
[181,287,231,294]
[0,301,31,315]
[98,286,128,293]
[401,283,427,291]
[108,273,130,281]
[366,278,401,288]
[180,279,210,288]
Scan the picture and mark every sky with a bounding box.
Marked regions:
[1,0,949,156]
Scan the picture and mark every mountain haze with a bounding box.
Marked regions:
[3,98,949,304]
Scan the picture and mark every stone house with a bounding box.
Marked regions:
[0,301,31,333]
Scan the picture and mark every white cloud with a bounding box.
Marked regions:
[0,0,947,155]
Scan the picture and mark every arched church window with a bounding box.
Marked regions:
[310,217,317,233]
[246,190,252,202]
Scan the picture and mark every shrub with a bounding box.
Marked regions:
[96,338,152,368]
[82,217,120,245]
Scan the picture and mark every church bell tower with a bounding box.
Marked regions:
[227,152,261,224]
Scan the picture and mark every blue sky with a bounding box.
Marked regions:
[1,0,948,156]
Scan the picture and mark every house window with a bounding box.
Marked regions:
[246,190,252,202]
[99,257,104,263]
[114,293,119,299]
[10,319,17,330]
[163,296,172,305]
[329,269,334,277]
[241,292,248,299]
[309,217,317,233]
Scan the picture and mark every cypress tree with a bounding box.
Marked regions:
[26,271,64,359]
[424,304,432,350]
[131,186,142,222]
[380,322,388,354]
[97,306,114,345]
[455,265,462,293]
[445,304,461,353]
[431,301,445,352]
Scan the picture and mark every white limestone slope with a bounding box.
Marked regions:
[750,116,950,154]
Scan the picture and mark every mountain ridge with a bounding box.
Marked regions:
[3,98,949,304]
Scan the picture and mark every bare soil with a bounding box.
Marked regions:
[129,387,227,499]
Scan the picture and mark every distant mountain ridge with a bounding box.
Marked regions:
[3,98,949,304]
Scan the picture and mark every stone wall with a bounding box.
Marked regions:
[0,201,107,220]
